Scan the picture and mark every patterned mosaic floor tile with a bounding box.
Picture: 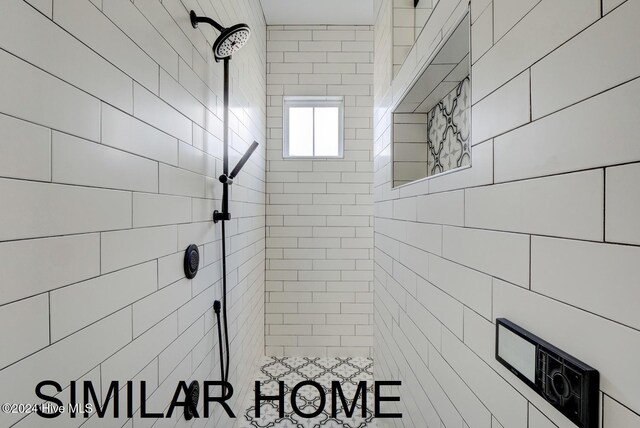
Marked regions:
[240,356,376,428]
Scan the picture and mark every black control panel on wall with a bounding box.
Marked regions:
[495,319,599,428]
[184,244,200,279]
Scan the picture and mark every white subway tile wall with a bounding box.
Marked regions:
[266,25,374,357]
[392,0,417,78]
[0,0,638,426]
[0,1,266,427]
[374,0,640,427]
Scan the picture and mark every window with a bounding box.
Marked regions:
[283,97,344,158]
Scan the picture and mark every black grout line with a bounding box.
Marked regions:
[473,72,640,146]
[494,275,640,335]
[601,391,606,428]
[374,226,640,333]
[0,227,261,310]
[379,155,640,199]
[491,0,495,46]
[528,68,532,122]
[492,0,542,46]
[98,230,102,277]
[375,206,636,249]
[491,278,494,322]
[0,6,253,148]
[48,293,52,345]
[474,2,614,106]
[131,192,134,228]
[98,99,103,144]
[490,137,495,185]
[603,393,640,418]
[603,167,607,243]
[49,128,53,183]
[528,235,532,290]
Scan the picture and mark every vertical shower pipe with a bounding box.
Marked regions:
[221,56,231,388]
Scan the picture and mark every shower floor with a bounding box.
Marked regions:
[239,356,376,428]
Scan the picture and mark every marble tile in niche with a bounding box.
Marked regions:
[427,77,471,176]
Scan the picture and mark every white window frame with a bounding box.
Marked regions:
[283,96,345,159]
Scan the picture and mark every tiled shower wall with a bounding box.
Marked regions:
[392,0,435,79]
[392,113,427,186]
[0,0,265,426]
[265,25,375,357]
[374,0,640,427]
[392,0,416,78]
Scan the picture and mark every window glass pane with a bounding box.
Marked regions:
[288,107,313,156]
[314,107,339,156]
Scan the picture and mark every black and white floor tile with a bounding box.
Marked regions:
[240,356,376,428]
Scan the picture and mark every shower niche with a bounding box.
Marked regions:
[392,11,470,187]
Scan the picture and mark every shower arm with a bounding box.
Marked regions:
[190,11,224,33]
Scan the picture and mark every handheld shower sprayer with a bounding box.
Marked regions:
[230,141,259,180]
[188,10,257,405]
[214,141,259,222]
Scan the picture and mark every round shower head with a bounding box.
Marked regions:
[213,23,251,60]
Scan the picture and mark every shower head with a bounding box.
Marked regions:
[190,11,251,61]
[213,24,251,60]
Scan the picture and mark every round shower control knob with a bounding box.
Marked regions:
[551,370,571,400]
[184,244,200,279]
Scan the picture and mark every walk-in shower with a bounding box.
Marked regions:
[187,10,258,416]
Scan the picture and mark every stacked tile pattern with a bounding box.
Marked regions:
[392,113,428,186]
[265,25,375,357]
[0,0,265,426]
[392,0,416,78]
[374,0,640,426]
[392,0,435,78]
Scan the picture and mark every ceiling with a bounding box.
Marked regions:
[259,0,375,25]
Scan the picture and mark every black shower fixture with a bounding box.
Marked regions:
[189,10,258,394]
[183,244,200,279]
[184,380,200,420]
[189,11,251,61]
[214,140,259,223]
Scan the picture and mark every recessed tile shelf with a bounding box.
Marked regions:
[392,10,471,188]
